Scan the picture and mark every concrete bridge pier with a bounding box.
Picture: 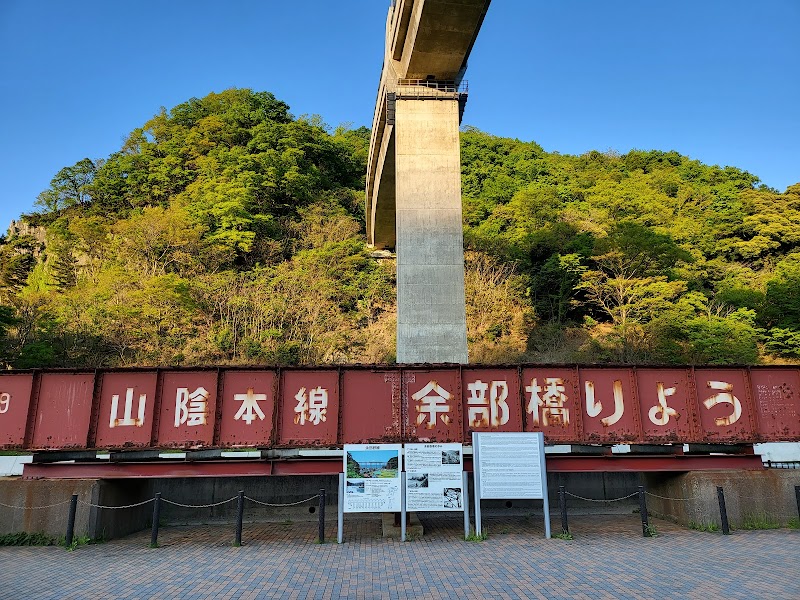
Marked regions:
[395,96,468,364]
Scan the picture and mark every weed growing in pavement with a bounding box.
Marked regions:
[739,512,781,530]
[787,517,800,530]
[465,529,488,542]
[689,521,720,532]
[644,524,659,538]
[0,532,59,546]
[552,531,574,540]
[65,535,92,551]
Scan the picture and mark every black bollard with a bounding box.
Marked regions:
[795,486,800,521]
[150,492,162,548]
[638,486,651,537]
[559,485,569,535]
[234,490,244,546]
[65,493,78,547]
[318,489,326,544]
[717,486,730,535]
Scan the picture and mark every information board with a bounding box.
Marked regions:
[405,443,464,511]
[343,443,402,513]
[473,432,544,500]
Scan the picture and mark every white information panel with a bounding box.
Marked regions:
[343,444,402,513]
[405,443,464,511]
[474,432,544,500]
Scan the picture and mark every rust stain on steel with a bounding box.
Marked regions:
[749,368,800,441]
[635,368,695,444]
[278,370,339,446]
[3,365,800,451]
[403,369,463,442]
[521,367,581,443]
[156,371,219,448]
[218,370,277,448]
[94,371,158,449]
[579,368,642,443]
[694,368,755,442]
[462,368,522,439]
[0,373,34,448]
[31,373,95,449]
[340,370,402,444]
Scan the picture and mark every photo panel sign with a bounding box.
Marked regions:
[343,443,402,513]
[405,443,464,511]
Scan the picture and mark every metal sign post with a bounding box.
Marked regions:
[337,473,344,544]
[472,432,550,539]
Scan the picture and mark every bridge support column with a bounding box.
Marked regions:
[395,97,468,364]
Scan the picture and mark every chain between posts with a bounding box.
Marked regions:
[564,491,639,502]
[161,497,239,509]
[244,494,320,507]
[77,498,155,510]
[0,499,72,510]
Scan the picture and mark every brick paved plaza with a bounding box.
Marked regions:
[2,514,798,600]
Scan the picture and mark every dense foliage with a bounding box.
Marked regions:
[0,89,797,368]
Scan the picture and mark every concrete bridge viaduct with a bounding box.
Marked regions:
[366,0,492,364]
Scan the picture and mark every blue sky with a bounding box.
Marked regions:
[1,0,798,230]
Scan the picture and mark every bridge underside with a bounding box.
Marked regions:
[22,451,764,479]
[367,0,491,364]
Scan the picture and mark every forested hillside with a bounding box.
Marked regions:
[1,89,798,368]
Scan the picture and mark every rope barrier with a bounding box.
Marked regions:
[565,491,639,503]
[77,498,155,510]
[161,497,239,509]
[244,494,320,507]
[0,499,72,510]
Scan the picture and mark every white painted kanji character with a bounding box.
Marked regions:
[648,382,678,426]
[0,392,9,414]
[703,381,742,426]
[294,387,328,426]
[585,379,624,426]
[175,387,209,427]
[467,380,509,428]
[412,381,452,429]
[234,387,267,425]
[110,388,146,428]
[526,378,570,427]
[308,387,328,425]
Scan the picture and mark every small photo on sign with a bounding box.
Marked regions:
[346,481,365,494]
[407,474,429,488]
[444,488,462,509]
[346,449,399,479]
[442,450,460,465]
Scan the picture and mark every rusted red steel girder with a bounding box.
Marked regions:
[20,453,764,479]
[1,365,799,451]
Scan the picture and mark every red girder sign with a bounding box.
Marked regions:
[749,369,800,441]
[462,368,523,438]
[635,369,696,443]
[278,370,339,446]
[1,365,799,450]
[157,371,219,448]
[0,374,33,446]
[32,373,95,449]
[94,371,158,448]
[579,368,642,443]
[218,370,277,447]
[522,367,582,442]
[405,369,462,442]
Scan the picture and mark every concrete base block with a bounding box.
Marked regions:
[381,512,424,539]
[644,470,800,527]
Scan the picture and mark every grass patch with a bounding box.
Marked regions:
[552,531,573,540]
[0,532,59,546]
[787,517,800,530]
[739,512,781,530]
[689,521,720,533]
[644,524,659,538]
[465,529,488,542]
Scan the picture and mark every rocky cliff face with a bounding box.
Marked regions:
[6,220,47,257]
